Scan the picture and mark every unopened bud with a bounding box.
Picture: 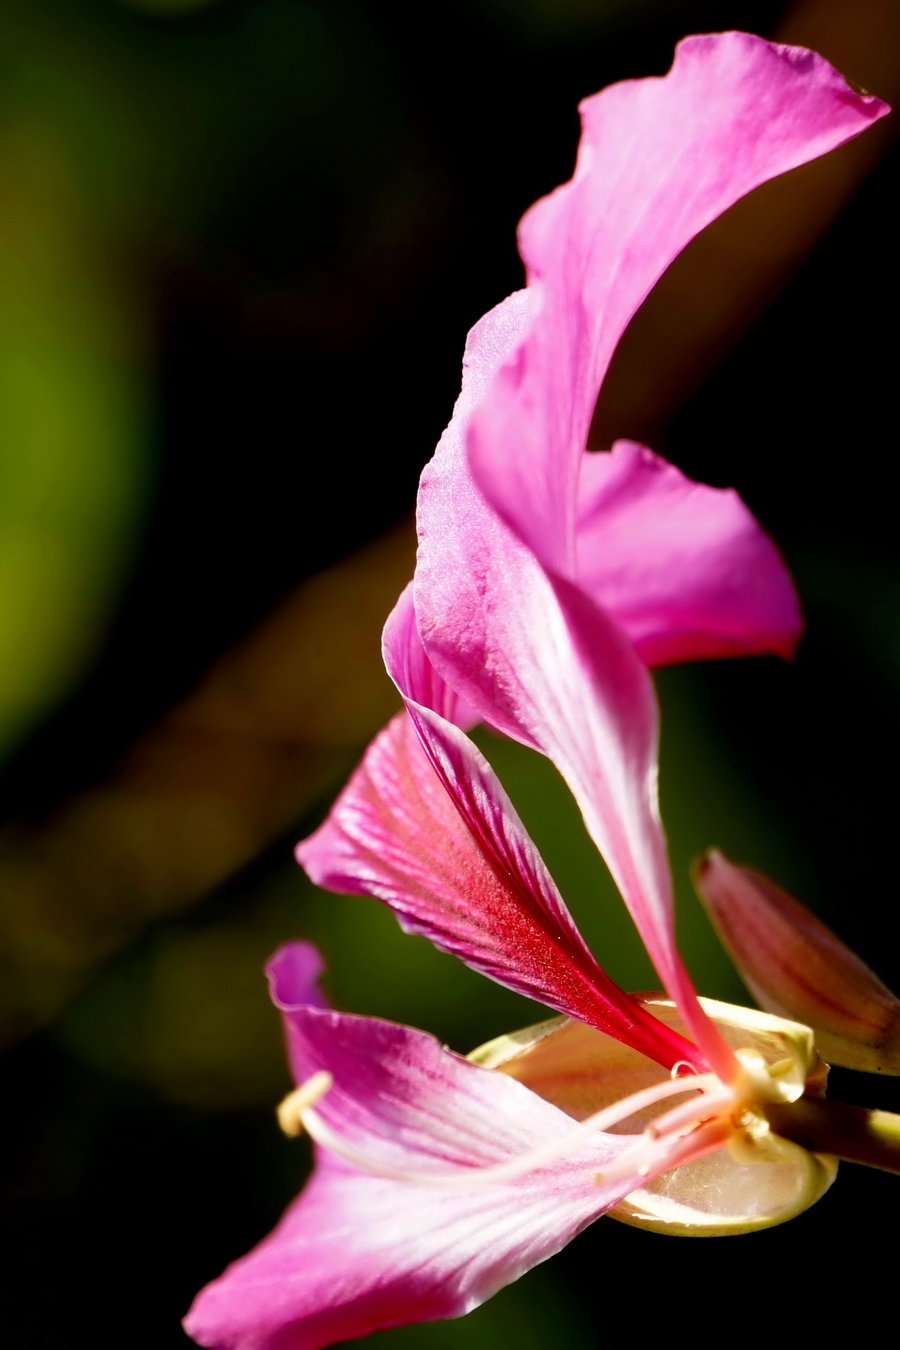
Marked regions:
[694,850,900,1074]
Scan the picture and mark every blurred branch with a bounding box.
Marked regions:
[0,521,414,1046]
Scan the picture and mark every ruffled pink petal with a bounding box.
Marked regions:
[576,442,802,664]
[467,32,888,572]
[184,944,640,1350]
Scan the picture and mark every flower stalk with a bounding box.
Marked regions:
[765,1096,900,1175]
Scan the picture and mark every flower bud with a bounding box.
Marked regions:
[694,849,900,1074]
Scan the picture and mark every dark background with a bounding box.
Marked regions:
[1,1,897,1346]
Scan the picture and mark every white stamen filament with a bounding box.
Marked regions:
[290,1069,725,1190]
[592,1084,736,1186]
[643,1082,735,1142]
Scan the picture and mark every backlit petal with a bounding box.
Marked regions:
[467,32,888,572]
[417,292,799,675]
[184,944,640,1350]
[576,442,802,664]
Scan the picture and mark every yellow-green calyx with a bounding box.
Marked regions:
[471,994,838,1235]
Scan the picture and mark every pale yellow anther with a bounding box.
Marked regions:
[277,1071,333,1138]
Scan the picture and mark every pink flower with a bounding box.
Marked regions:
[185,32,887,1350]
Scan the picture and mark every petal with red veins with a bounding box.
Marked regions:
[298,699,688,1066]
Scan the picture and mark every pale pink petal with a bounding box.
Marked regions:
[184,944,639,1350]
[299,701,688,1066]
[576,442,802,664]
[467,32,888,571]
[183,1155,615,1350]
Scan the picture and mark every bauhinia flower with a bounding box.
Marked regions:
[185,32,890,1350]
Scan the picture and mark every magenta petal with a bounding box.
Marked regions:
[467,32,888,571]
[185,946,638,1350]
[268,941,327,1009]
[265,942,330,1083]
[576,442,802,664]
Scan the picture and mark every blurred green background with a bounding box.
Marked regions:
[1,1,898,1346]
